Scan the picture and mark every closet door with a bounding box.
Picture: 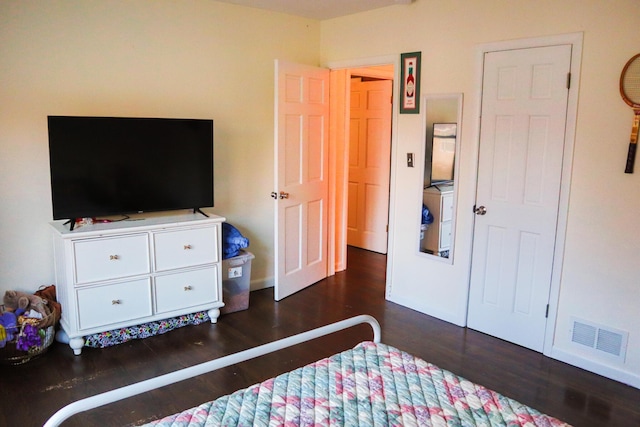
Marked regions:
[468,44,572,352]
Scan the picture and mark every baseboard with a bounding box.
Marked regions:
[551,347,640,389]
[386,293,465,327]
[249,276,274,291]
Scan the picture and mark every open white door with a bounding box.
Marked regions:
[467,45,572,352]
[274,60,330,301]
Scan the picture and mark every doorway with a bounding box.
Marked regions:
[273,59,396,299]
[329,63,395,273]
[347,75,393,254]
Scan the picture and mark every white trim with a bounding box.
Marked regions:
[250,275,274,291]
[326,54,399,71]
[388,293,466,327]
[551,347,640,389]
[476,32,584,56]
[470,33,583,356]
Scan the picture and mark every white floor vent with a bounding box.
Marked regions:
[570,317,628,362]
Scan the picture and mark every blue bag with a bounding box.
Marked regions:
[222,222,250,259]
[422,204,434,225]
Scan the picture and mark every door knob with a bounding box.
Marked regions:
[474,205,487,215]
[279,191,290,199]
[270,192,278,199]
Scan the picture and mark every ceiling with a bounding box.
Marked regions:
[215,0,413,20]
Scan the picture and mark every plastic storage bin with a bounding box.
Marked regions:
[220,250,254,315]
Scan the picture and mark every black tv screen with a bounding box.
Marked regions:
[48,116,214,221]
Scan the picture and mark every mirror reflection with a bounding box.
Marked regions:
[419,94,462,260]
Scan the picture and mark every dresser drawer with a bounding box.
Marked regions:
[155,266,218,314]
[441,193,454,222]
[440,221,452,249]
[153,226,219,271]
[77,278,153,330]
[74,234,150,284]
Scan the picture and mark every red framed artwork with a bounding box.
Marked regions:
[400,52,421,114]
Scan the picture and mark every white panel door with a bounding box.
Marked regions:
[347,77,392,254]
[274,60,329,301]
[467,45,572,352]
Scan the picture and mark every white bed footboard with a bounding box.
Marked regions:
[43,314,381,427]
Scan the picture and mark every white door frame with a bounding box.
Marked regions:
[326,55,400,277]
[470,33,583,356]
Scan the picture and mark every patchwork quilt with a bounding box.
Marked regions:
[141,341,570,426]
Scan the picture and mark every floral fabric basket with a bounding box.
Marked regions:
[0,323,55,365]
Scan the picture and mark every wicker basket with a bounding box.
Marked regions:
[0,317,55,365]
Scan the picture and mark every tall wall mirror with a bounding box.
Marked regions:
[419,93,463,261]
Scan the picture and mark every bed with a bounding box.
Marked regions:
[43,315,570,427]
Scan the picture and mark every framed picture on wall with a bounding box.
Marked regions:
[400,51,421,114]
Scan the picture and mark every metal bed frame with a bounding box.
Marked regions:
[43,315,381,427]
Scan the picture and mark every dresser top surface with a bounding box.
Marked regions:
[50,209,225,238]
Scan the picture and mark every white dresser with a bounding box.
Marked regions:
[50,211,225,355]
[422,186,454,257]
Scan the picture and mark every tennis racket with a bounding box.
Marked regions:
[621,53,640,173]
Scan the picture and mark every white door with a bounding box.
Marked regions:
[467,45,572,352]
[347,77,392,254]
[274,60,329,301]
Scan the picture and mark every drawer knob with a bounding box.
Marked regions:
[112,299,122,305]
[183,244,192,250]
[109,254,119,260]
[184,285,193,291]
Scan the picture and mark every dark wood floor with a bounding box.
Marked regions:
[2,247,639,426]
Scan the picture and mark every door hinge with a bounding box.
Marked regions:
[545,304,550,318]
[566,72,571,90]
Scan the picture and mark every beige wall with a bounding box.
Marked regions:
[0,0,320,294]
[322,0,640,386]
[2,0,639,388]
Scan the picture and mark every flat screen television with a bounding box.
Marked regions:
[48,116,214,227]
[430,122,456,186]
